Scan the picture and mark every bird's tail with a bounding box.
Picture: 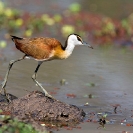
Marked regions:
[11,35,23,42]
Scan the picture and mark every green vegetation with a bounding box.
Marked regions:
[0,1,133,48]
[0,114,46,133]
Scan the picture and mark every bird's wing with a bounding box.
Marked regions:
[13,37,61,60]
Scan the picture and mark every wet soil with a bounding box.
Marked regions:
[0,91,85,131]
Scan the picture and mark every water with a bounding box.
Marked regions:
[0,41,133,132]
[1,0,133,132]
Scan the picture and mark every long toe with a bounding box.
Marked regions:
[5,94,11,103]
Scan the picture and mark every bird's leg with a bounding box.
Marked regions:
[3,86,12,103]
[1,55,26,102]
[31,61,54,99]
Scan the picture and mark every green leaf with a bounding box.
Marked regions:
[0,41,7,48]
[69,3,81,13]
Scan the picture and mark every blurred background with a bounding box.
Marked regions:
[0,0,133,47]
[0,1,133,132]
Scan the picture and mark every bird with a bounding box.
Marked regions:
[1,34,93,102]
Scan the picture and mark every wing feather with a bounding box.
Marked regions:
[13,37,62,59]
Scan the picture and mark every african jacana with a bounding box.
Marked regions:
[1,34,93,102]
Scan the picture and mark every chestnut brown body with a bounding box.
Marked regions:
[1,34,93,102]
[12,36,67,60]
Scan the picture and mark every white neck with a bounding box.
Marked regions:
[65,38,76,56]
[62,34,83,59]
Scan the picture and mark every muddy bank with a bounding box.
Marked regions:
[0,91,85,129]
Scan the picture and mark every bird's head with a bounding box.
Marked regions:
[67,34,93,49]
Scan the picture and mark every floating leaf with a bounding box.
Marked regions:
[15,18,23,26]
[25,29,33,37]
[61,25,75,36]
[4,8,13,18]
[54,88,60,90]
[53,14,62,22]
[66,93,76,98]
[60,79,67,85]
[0,1,4,14]
[85,83,96,87]
[88,94,93,99]
[41,14,49,21]
[46,18,55,26]
[50,91,57,95]
[0,41,7,48]
[83,94,95,98]
[69,3,81,13]
[84,102,89,106]
[83,94,88,98]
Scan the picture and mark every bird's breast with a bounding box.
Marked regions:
[54,46,71,59]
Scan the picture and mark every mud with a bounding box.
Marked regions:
[0,91,85,127]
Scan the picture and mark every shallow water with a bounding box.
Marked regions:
[0,42,133,132]
[1,0,133,132]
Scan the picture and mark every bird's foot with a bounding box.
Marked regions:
[1,81,11,103]
[45,93,56,100]
[5,93,11,103]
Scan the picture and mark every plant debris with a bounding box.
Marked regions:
[111,104,121,114]
[97,113,107,129]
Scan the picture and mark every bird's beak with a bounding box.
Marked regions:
[83,42,93,49]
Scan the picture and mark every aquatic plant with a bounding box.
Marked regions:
[0,1,133,49]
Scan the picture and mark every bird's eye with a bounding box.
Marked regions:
[77,36,82,42]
